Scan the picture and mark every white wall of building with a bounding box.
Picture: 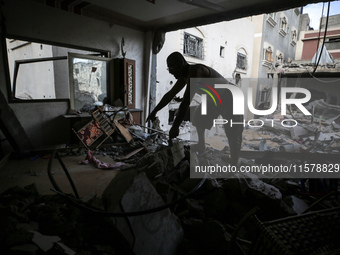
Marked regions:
[155,18,255,133]
[6,40,56,99]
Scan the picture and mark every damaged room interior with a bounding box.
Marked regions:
[2,0,340,254]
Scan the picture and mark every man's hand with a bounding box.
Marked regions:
[146,111,157,123]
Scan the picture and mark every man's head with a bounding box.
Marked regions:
[167,52,188,79]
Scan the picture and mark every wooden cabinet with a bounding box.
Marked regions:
[112,58,142,124]
[113,58,135,109]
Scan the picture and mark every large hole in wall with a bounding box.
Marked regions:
[5,37,108,101]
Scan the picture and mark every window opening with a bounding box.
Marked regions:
[236,52,247,70]
[183,32,204,59]
[220,46,225,57]
[264,47,273,62]
[6,38,107,101]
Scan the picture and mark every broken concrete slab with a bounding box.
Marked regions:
[280,195,309,216]
[243,174,282,200]
[31,231,61,252]
[289,125,311,139]
[102,172,183,255]
[102,169,139,211]
[279,143,301,152]
[308,132,340,141]
[291,195,309,215]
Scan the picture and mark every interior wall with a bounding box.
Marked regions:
[1,0,146,148]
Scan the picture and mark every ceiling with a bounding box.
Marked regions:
[32,0,330,32]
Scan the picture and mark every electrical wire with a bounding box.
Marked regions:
[312,1,330,75]
[47,149,207,217]
[48,149,80,199]
[314,2,325,66]
[304,66,340,83]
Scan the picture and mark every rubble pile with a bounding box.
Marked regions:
[0,184,134,255]
[241,107,340,154]
[2,103,340,255]
[1,141,340,254]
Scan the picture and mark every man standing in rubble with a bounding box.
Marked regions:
[146,51,243,165]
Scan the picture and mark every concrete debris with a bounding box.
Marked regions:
[2,101,340,254]
[127,125,149,139]
[0,184,134,254]
[305,99,340,123]
[103,171,183,255]
[291,195,309,215]
[31,231,61,252]
[289,125,310,139]
[1,140,340,255]
[279,143,301,152]
[243,174,282,200]
[241,103,340,154]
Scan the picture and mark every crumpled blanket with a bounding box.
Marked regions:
[79,150,126,169]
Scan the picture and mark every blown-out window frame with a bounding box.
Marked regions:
[236,52,247,70]
[3,35,109,103]
[183,32,204,60]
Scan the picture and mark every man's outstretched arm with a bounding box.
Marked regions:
[168,65,210,139]
[169,86,191,139]
[147,77,186,122]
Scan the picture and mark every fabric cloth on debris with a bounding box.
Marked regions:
[79,150,125,169]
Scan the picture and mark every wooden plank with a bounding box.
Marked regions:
[114,120,133,143]
[119,147,144,160]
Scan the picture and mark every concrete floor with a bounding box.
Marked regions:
[0,152,119,198]
[0,134,226,198]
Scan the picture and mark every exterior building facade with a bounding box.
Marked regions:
[249,8,302,116]
[296,14,340,61]
[154,8,302,131]
[251,8,302,78]
[155,18,255,132]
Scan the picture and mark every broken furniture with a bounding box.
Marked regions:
[73,107,115,150]
[72,105,136,149]
[73,119,108,150]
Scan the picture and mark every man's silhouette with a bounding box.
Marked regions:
[147,52,243,165]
